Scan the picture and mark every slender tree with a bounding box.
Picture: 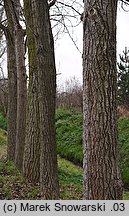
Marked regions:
[14,0,27,170]
[1,0,17,161]
[6,21,17,162]
[83,0,123,199]
[29,0,60,199]
[23,0,40,183]
[5,0,27,170]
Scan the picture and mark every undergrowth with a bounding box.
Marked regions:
[56,108,129,188]
[0,157,83,200]
[1,109,129,199]
[0,113,7,131]
[56,108,83,165]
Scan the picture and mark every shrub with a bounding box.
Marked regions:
[57,77,83,111]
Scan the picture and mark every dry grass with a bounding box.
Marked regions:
[0,145,7,161]
[118,105,129,119]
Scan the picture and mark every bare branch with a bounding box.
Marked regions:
[48,0,57,8]
[57,1,82,16]
[0,22,7,35]
[0,3,4,7]
[120,0,129,4]
[63,23,82,54]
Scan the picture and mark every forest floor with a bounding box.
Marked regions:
[0,133,83,200]
[0,134,129,200]
[1,109,129,199]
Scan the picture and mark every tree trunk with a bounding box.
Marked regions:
[5,0,27,170]
[83,0,123,199]
[4,0,17,161]
[15,25,27,170]
[23,0,40,183]
[31,0,60,199]
[7,33,17,161]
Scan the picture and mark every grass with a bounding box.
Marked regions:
[0,160,40,200]
[118,119,129,188]
[123,191,129,200]
[56,108,129,189]
[0,128,7,146]
[0,124,83,199]
[0,110,83,199]
[0,155,83,199]
[58,157,83,199]
[0,128,7,160]
[0,113,7,131]
[1,109,129,199]
[56,108,83,165]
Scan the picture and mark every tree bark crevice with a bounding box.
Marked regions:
[83,0,123,200]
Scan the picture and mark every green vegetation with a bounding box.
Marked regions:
[56,108,83,165]
[117,48,129,108]
[0,113,83,199]
[0,113,7,131]
[0,128,7,146]
[58,157,83,199]
[0,157,83,199]
[0,128,7,161]
[0,160,40,199]
[118,119,129,187]
[1,109,129,199]
[56,108,129,188]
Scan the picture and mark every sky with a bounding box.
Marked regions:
[117,4,129,54]
[55,3,129,85]
[55,22,83,85]
[1,2,129,85]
